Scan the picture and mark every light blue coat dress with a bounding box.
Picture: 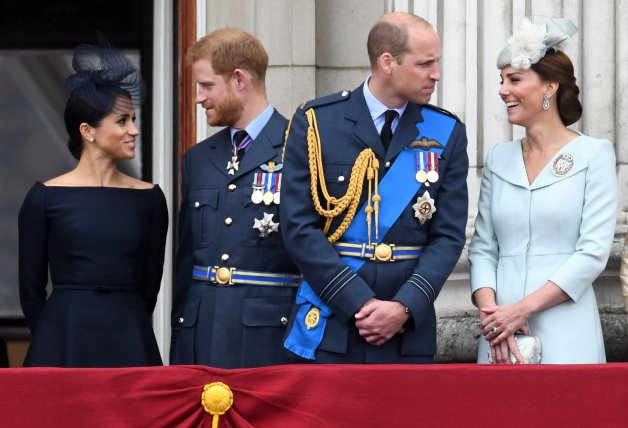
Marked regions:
[469,135,616,363]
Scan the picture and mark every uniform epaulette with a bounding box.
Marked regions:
[299,90,352,110]
[423,104,461,122]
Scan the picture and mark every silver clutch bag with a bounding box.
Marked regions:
[488,331,542,364]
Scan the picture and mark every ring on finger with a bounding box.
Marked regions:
[489,326,498,334]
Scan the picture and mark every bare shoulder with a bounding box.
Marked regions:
[44,172,80,187]
[122,176,156,189]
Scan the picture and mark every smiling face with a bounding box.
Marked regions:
[86,97,139,160]
[192,58,244,127]
[389,24,441,105]
[499,66,549,128]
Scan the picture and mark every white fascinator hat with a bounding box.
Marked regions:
[496,16,578,70]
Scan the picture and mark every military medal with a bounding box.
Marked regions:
[415,152,428,183]
[262,171,274,205]
[552,152,574,176]
[251,173,264,204]
[412,190,437,225]
[228,131,253,175]
[305,307,320,329]
[227,155,239,175]
[263,192,274,205]
[426,151,439,183]
[253,212,279,238]
[273,174,281,204]
[252,188,264,204]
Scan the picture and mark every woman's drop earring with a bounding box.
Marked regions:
[542,96,550,110]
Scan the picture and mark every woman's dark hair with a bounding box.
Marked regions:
[63,92,109,160]
[63,35,145,160]
[531,50,582,126]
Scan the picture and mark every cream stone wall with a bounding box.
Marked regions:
[179,0,627,361]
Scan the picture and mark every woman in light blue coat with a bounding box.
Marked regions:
[469,16,616,364]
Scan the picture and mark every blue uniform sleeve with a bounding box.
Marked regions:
[172,155,195,327]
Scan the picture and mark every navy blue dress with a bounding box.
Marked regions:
[18,182,168,367]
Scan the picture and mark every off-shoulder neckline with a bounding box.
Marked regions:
[37,181,158,190]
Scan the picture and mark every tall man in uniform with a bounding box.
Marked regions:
[170,28,300,368]
[281,12,468,363]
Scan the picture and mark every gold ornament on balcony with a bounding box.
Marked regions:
[201,382,234,428]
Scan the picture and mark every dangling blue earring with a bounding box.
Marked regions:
[542,96,550,110]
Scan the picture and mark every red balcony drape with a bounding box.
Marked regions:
[1,363,626,427]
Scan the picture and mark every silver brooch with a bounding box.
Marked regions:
[552,153,574,176]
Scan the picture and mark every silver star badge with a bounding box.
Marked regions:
[253,212,279,238]
[412,190,436,225]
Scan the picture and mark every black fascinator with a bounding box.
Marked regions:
[64,34,145,113]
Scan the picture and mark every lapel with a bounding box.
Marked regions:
[204,128,233,178]
[232,110,286,179]
[530,136,587,190]
[386,103,421,162]
[345,86,386,159]
[488,136,588,190]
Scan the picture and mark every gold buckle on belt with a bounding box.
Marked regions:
[370,243,395,262]
[213,267,235,285]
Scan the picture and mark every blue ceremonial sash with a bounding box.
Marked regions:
[284,107,457,360]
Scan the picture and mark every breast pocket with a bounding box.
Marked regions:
[323,163,352,199]
[189,188,220,249]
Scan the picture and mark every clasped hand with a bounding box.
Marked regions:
[354,299,409,346]
[481,302,530,364]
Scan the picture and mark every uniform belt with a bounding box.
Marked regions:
[333,242,423,262]
[192,265,302,287]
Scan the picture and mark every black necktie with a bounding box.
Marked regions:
[380,110,397,151]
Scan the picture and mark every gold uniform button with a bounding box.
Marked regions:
[385,161,391,168]
[228,184,237,191]
[224,218,233,226]
[280,317,288,326]
[194,201,200,208]
[221,254,230,261]
[179,317,184,324]
[338,175,345,182]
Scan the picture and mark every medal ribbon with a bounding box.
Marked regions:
[428,152,438,174]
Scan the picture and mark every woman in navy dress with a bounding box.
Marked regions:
[18,38,168,367]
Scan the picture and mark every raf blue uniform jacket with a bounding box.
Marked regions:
[280,86,468,363]
[170,110,299,368]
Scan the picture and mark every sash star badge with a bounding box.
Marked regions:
[412,190,437,225]
[253,212,279,238]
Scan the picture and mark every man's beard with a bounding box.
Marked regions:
[205,89,244,127]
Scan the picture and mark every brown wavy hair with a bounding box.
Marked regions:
[531,50,582,126]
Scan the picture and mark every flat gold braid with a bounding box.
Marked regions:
[305,108,377,243]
